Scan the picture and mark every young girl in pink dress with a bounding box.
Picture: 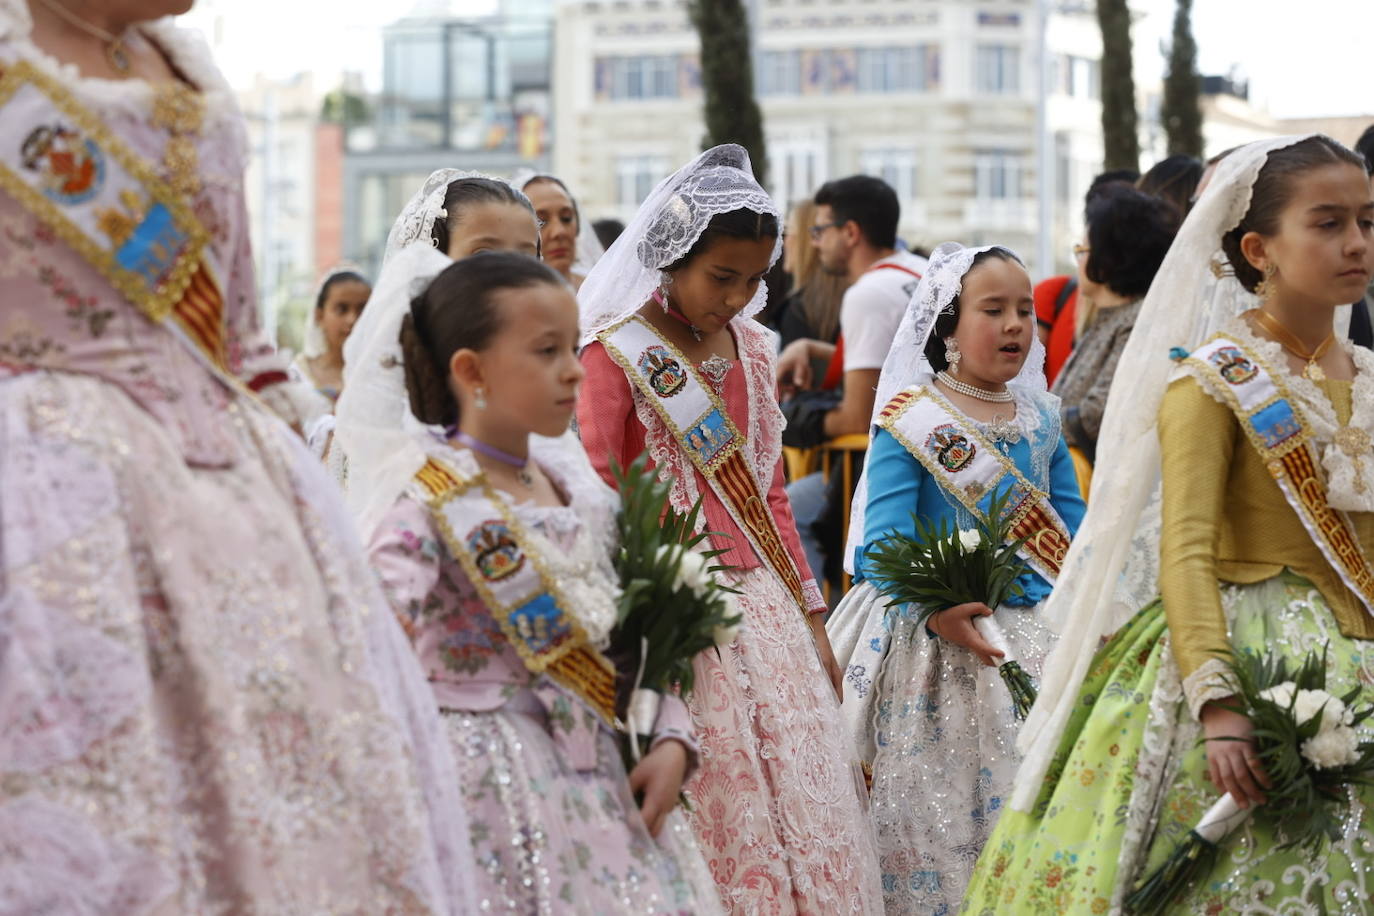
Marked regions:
[576,144,883,914]
[346,244,723,913]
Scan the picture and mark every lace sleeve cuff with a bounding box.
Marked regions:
[802,578,826,614]
[650,694,700,780]
[1182,656,1233,721]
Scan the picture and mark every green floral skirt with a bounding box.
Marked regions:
[961,572,1374,915]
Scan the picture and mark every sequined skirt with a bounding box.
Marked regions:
[829,580,1056,915]
[963,572,1374,915]
[0,370,473,914]
[439,690,723,915]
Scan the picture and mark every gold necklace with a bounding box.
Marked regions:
[1253,310,1334,382]
[35,0,132,73]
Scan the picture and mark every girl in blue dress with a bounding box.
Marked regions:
[827,242,1086,915]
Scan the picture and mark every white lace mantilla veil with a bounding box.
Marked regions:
[335,169,528,538]
[841,242,1048,575]
[577,143,782,344]
[1009,134,1315,813]
[510,168,606,277]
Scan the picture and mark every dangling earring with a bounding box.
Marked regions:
[944,337,962,374]
[656,273,674,314]
[474,386,488,410]
[1254,263,1278,302]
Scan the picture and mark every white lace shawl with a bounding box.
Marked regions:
[1010,135,1328,813]
[843,241,1050,574]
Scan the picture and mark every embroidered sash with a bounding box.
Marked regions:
[599,316,810,615]
[0,59,227,371]
[878,385,1072,584]
[412,455,620,725]
[1182,336,1374,616]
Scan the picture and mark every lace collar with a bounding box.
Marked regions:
[1225,318,1374,512]
[0,10,239,128]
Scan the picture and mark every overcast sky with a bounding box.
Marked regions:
[179,0,1372,121]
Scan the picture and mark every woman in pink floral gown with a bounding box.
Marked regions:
[0,2,472,911]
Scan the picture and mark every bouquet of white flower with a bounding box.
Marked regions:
[862,486,1037,718]
[609,453,743,766]
[1125,644,1374,914]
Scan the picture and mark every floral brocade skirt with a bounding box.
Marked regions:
[0,371,476,913]
[962,571,1374,916]
[683,566,884,915]
[439,691,722,915]
[828,580,1057,915]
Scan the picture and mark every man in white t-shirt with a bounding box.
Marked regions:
[779,175,927,593]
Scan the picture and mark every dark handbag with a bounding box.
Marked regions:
[780,389,842,449]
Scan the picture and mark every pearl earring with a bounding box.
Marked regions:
[474,386,487,410]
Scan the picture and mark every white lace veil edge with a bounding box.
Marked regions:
[335,243,452,539]
[1010,134,1319,813]
[381,168,533,267]
[339,169,531,538]
[577,143,782,344]
[842,241,1048,574]
[511,169,606,278]
[302,264,371,359]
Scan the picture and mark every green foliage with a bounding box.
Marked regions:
[1096,0,1140,172]
[609,452,742,702]
[1161,0,1204,158]
[862,485,1029,627]
[320,89,370,126]
[687,0,768,186]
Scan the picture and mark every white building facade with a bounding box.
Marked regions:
[553,0,1106,274]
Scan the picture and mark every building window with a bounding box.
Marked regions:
[1055,54,1099,99]
[860,147,918,202]
[974,44,1020,94]
[600,56,680,100]
[856,46,935,93]
[617,155,669,208]
[760,50,802,96]
[770,142,826,208]
[974,149,1024,200]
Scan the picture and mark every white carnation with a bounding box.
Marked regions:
[1301,725,1361,770]
[1293,688,1346,733]
[1259,681,1296,710]
[712,594,742,646]
[656,545,714,598]
[957,529,983,554]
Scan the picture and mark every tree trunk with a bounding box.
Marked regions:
[688,0,768,186]
[1096,0,1139,172]
[1161,0,1204,157]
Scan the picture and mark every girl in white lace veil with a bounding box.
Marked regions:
[842,241,1048,575]
[575,145,886,913]
[334,170,537,535]
[962,134,1374,914]
[823,243,1085,913]
[578,144,781,343]
[1010,137,1314,809]
[511,168,605,284]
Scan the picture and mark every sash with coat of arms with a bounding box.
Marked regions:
[410,454,620,727]
[0,57,228,374]
[1179,335,1374,615]
[598,315,812,616]
[877,385,1074,585]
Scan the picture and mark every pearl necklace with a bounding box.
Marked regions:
[936,371,1014,403]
